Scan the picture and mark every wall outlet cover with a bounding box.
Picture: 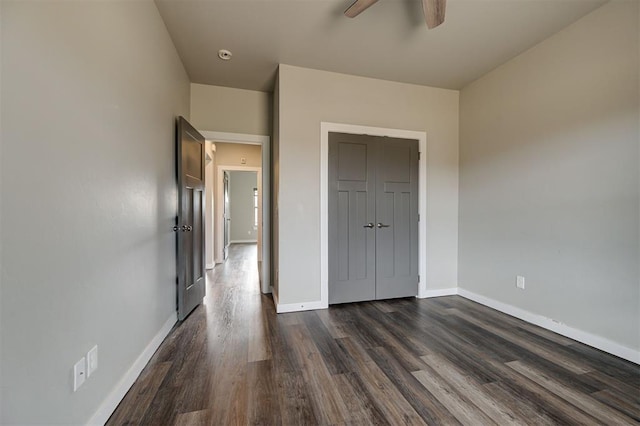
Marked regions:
[87,345,98,377]
[73,357,86,391]
[516,275,525,290]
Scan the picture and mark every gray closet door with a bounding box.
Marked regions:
[374,137,419,299]
[328,132,419,304]
[328,133,376,304]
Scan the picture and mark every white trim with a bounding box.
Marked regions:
[206,263,215,270]
[202,130,270,295]
[320,122,428,308]
[87,313,177,425]
[200,131,268,146]
[230,239,258,244]
[418,288,458,298]
[276,299,327,314]
[458,288,640,364]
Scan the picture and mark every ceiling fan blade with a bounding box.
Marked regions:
[344,0,379,18]
[422,0,446,29]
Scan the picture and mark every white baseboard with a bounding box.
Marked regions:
[457,288,640,364]
[276,299,327,314]
[417,287,458,299]
[230,239,257,244]
[87,312,177,425]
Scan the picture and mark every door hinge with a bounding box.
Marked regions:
[418,152,421,160]
[418,275,420,282]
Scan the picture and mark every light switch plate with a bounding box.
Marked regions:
[516,275,525,290]
[73,357,86,391]
[87,345,98,377]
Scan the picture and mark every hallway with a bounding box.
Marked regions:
[108,244,639,425]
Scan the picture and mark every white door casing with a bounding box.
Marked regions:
[320,122,427,309]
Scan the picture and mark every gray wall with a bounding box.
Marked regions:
[229,171,258,242]
[0,2,3,417]
[276,65,459,304]
[0,1,190,423]
[190,83,271,135]
[459,1,639,351]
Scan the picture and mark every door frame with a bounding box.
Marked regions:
[216,165,262,259]
[320,123,428,308]
[201,130,270,295]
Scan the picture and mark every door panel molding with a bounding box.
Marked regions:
[321,122,427,310]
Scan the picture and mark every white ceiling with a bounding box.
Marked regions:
[155,0,607,92]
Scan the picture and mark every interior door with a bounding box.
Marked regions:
[328,133,376,304]
[328,132,418,304]
[176,116,206,321]
[223,171,230,260]
[374,137,419,299]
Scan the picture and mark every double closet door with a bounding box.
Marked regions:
[328,132,419,305]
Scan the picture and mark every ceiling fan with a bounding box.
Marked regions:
[345,0,447,29]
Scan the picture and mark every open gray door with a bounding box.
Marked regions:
[176,116,206,321]
[328,132,418,304]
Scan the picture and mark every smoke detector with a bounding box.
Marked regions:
[218,49,232,61]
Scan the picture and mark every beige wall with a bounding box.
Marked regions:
[459,1,639,351]
[0,1,190,423]
[190,83,271,135]
[276,64,459,304]
[214,142,262,167]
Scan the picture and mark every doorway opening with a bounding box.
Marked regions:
[200,131,271,294]
[219,168,261,257]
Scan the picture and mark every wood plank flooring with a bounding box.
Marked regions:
[108,243,640,425]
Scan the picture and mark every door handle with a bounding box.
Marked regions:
[363,223,375,229]
[377,223,390,228]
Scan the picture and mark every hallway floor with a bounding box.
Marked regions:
[107,243,639,425]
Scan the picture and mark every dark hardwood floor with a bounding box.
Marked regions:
[108,243,640,425]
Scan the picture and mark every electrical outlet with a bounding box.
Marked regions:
[87,345,98,377]
[240,157,246,164]
[516,275,525,290]
[73,357,86,391]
